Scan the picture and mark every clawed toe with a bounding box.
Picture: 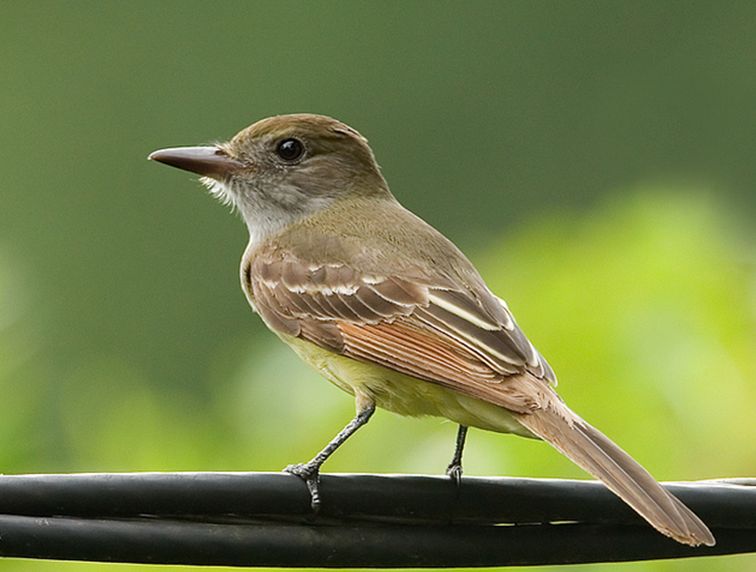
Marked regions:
[446,463,463,486]
[284,463,315,478]
[284,463,322,511]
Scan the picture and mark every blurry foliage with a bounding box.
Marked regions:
[1,1,755,571]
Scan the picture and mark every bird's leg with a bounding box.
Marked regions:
[446,425,468,485]
[284,401,376,511]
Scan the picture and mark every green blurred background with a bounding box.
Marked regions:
[1,1,754,571]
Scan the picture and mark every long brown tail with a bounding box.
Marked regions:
[515,398,715,547]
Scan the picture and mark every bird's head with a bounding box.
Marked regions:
[149,114,390,241]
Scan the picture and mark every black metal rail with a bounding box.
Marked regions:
[0,472,752,567]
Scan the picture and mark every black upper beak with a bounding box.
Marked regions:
[148,146,244,179]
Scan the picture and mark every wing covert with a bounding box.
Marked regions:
[245,252,557,395]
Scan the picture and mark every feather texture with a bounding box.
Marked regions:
[245,252,551,385]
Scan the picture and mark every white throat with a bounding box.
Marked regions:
[201,176,337,247]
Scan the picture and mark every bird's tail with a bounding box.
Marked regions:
[515,398,715,547]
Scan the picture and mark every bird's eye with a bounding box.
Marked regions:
[275,138,305,162]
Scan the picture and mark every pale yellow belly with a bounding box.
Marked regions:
[281,334,534,438]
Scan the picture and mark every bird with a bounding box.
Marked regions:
[149,113,714,547]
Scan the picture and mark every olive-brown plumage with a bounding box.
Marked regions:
[150,113,715,547]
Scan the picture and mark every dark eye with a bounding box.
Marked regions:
[275,138,305,162]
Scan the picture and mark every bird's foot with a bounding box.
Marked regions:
[284,463,322,512]
[446,462,463,487]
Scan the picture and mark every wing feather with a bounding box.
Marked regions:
[321,292,363,321]
[373,277,428,306]
[247,252,556,395]
[354,284,404,318]
[418,303,527,365]
[411,309,522,375]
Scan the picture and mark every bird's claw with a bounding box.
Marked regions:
[446,463,463,487]
[284,463,322,512]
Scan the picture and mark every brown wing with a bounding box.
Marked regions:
[245,252,555,411]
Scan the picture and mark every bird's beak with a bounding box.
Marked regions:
[148,146,244,179]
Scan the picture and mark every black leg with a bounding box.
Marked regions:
[446,425,468,485]
[284,403,375,511]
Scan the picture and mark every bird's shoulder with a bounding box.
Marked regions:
[262,196,473,278]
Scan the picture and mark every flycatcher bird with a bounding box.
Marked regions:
[149,113,714,547]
